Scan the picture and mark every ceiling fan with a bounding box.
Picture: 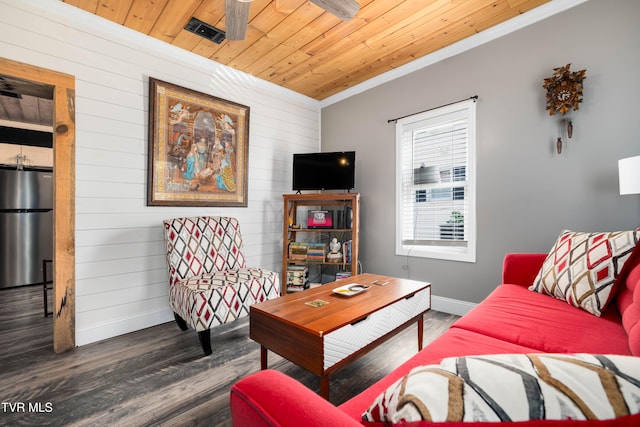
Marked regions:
[225,0,360,40]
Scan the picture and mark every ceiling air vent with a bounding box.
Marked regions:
[185,18,226,44]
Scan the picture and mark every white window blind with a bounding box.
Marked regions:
[395,98,476,262]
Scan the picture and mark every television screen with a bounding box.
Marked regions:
[293,151,355,191]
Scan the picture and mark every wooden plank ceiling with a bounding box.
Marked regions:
[64,0,551,101]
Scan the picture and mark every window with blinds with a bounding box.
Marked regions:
[394,99,476,262]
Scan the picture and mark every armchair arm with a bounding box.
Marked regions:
[230,370,362,427]
[502,253,547,287]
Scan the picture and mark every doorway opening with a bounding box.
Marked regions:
[0,57,76,352]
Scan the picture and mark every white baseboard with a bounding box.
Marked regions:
[431,295,476,316]
[76,310,174,347]
[74,297,474,346]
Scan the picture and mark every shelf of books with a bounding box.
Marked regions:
[282,193,360,295]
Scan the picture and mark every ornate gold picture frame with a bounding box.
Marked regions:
[147,78,249,207]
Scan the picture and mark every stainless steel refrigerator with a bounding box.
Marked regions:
[0,166,53,288]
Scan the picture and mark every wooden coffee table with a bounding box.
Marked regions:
[249,273,431,399]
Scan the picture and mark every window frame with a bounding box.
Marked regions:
[394,99,477,262]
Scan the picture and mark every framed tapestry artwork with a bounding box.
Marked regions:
[147,78,249,207]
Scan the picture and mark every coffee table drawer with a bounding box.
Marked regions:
[323,286,431,369]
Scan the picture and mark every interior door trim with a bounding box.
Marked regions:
[0,57,76,352]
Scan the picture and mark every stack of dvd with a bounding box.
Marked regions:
[286,265,309,292]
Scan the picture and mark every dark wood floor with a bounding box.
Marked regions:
[0,285,459,427]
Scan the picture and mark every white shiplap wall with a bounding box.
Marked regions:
[0,0,320,346]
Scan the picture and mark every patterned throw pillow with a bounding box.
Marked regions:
[529,230,640,316]
[362,354,640,424]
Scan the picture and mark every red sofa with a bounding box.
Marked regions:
[230,253,640,426]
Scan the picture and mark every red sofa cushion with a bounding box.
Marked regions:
[230,369,361,427]
[502,253,547,286]
[616,263,640,355]
[450,284,631,355]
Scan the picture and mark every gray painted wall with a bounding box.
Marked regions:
[320,0,640,304]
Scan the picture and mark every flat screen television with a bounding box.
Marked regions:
[292,151,355,191]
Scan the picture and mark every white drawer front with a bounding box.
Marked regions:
[323,286,430,370]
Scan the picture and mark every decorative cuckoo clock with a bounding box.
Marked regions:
[543,63,586,154]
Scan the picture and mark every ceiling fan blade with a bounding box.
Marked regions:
[225,0,251,41]
[310,0,360,21]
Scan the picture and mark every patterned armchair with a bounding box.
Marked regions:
[163,216,280,355]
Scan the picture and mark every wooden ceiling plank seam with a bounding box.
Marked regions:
[170,30,205,52]
[310,0,550,99]
[210,32,267,64]
[283,0,513,91]
[230,6,346,76]
[207,0,307,67]
[253,0,383,81]
[360,0,509,51]
[256,50,313,81]
[192,0,226,27]
[63,0,100,14]
[267,2,325,40]
[363,0,505,51]
[507,0,537,7]
[226,36,284,70]
[286,0,542,97]
[363,0,462,50]
[272,0,374,51]
[309,12,510,96]
[280,12,342,50]
[248,0,308,33]
[300,0,405,57]
[270,34,364,86]
[243,44,299,77]
[227,2,324,70]
[95,0,134,25]
[124,0,170,34]
[148,0,204,42]
[191,37,226,59]
[374,0,524,57]
[301,12,523,97]
[475,0,551,33]
[274,0,449,86]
